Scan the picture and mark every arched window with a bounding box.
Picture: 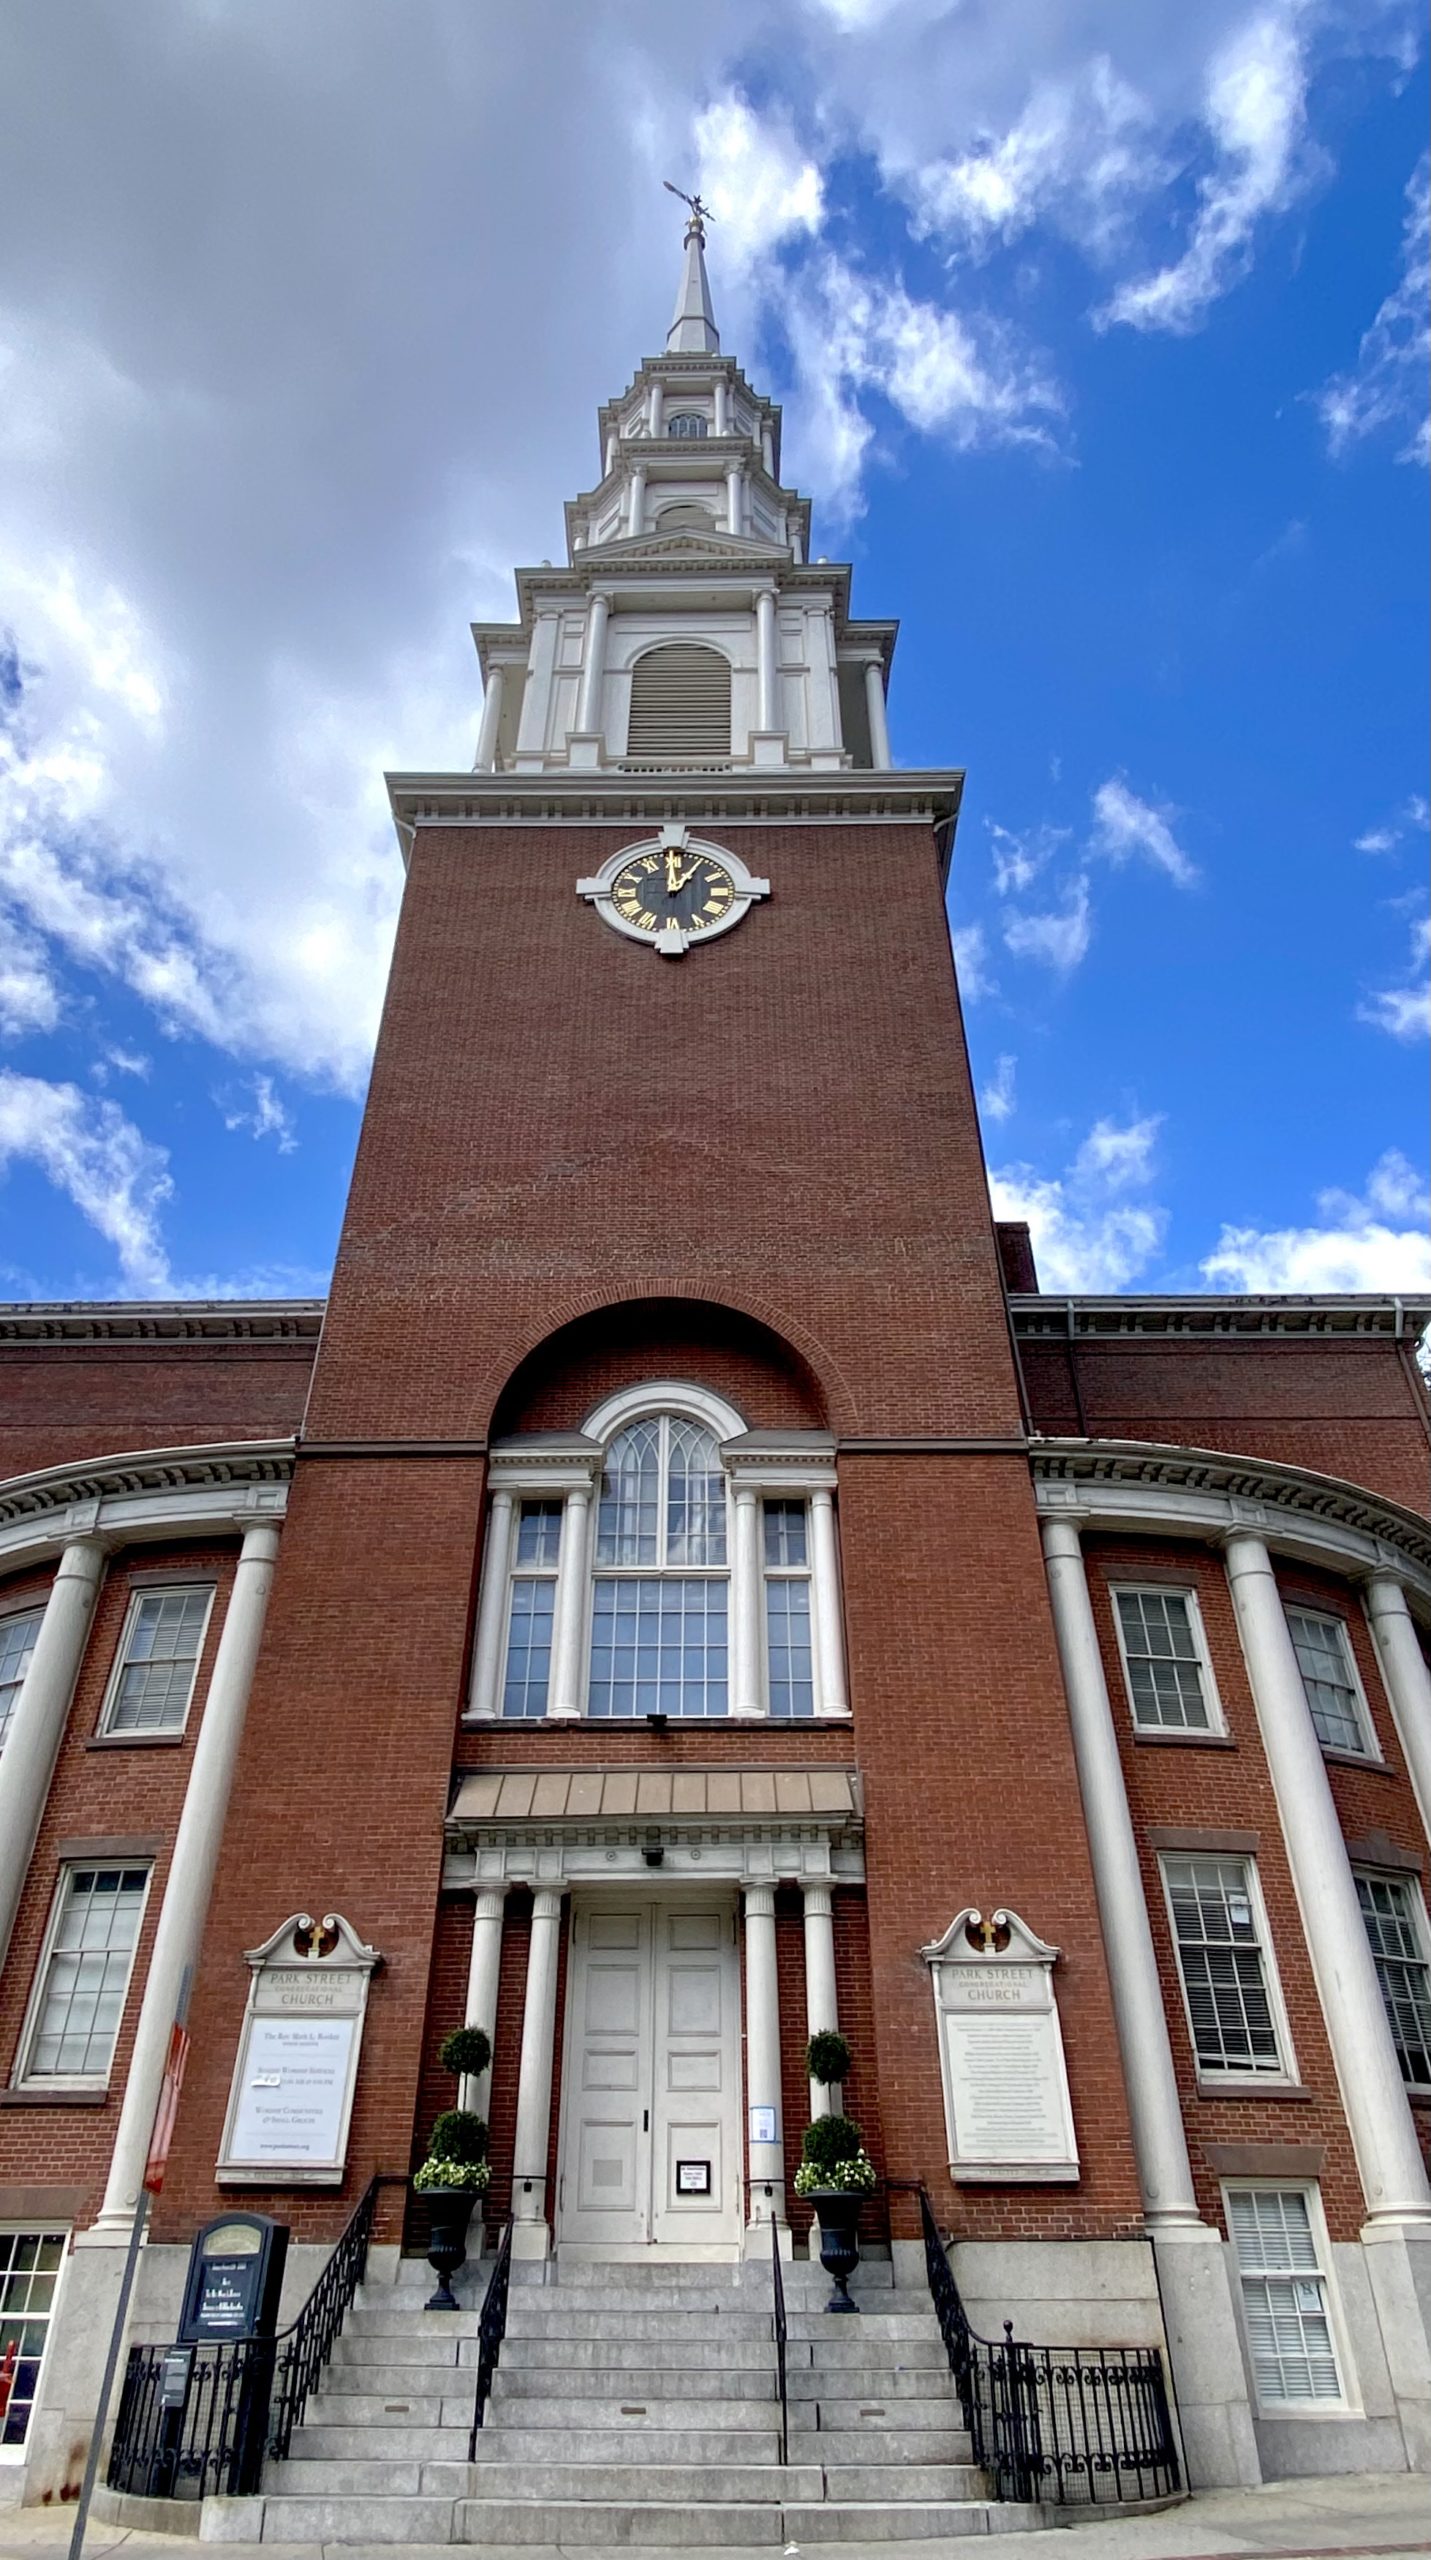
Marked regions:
[667,412,709,439]
[471,1386,848,1724]
[654,503,717,532]
[589,1417,728,1717]
[626,643,731,762]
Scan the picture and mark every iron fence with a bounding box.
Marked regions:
[467,2218,514,2455]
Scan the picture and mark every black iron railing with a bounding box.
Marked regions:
[108,2174,395,2502]
[912,2185,1179,2507]
[467,2217,514,2455]
[769,2213,788,2465]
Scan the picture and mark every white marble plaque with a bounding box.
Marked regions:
[218,1912,380,2185]
[922,1909,1078,2182]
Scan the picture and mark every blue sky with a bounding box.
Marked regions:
[0,0,1426,1303]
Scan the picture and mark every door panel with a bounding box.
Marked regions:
[558,1898,740,2253]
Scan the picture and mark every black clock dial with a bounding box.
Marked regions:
[610,850,736,936]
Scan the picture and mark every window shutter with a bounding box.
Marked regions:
[626,645,731,762]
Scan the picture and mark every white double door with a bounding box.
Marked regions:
[557,1897,742,2255]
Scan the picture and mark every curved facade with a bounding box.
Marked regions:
[1,222,1429,2512]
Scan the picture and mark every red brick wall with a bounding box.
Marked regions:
[494,1301,826,1436]
[303,821,1024,1445]
[1081,1532,1431,2233]
[0,1342,313,1483]
[1020,1336,1431,1515]
[0,1542,242,2225]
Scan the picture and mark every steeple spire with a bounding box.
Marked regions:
[663,187,720,355]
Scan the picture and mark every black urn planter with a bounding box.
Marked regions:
[422,2188,479,2310]
[810,2188,862,2312]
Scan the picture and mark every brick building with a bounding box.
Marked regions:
[2,212,1429,2524]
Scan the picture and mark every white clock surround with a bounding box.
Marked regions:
[576,824,770,957]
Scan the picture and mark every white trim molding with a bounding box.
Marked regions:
[0,1441,294,1576]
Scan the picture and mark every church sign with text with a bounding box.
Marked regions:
[218,1912,380,2186]
[922,1907,1079,2183]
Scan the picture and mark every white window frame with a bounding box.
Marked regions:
[1283,1603,1380,1761]
[0,1602,45,1756]
[97,1581,215,1740]
[1222,2181,1356,2416]
[583,1390,738,1722]
[1354,1867,1431,2091]
[495,1497,565,1722]
[14,1861,152,2091]
[0,2223,71,2462]
[760,1497,817,1719]
[1110,1582,1226,1736]
[1158,1851,1299,2091]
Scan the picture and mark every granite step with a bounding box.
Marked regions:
[480,2394,778,2429]
[463,2462,826,2503]
[472,2426,783,2466]
[491,2365,774,2402]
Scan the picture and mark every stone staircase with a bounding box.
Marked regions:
[240,2252,1046,2544]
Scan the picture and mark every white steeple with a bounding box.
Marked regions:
[665,195,720,355]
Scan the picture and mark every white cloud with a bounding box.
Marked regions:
[0,1069,172,1291]
[1003,874,1093,971]
[913,58,1160,259]
[1099,10,1312,334]
[980,1053,1018,1122]
[1201,1151,1431,1292]
[1091,775,1197,883]
[1318,153,1430,466]
[784,255,1063,516]
[989,1112,1166,1290]
[693,95,824,278]
[1355,826,1399,855]
[1359,915,1431,1041]
[987,818,1068,895]
[0,917,59,1039]
[951,921,995,1001]
[221,1073,298,1153]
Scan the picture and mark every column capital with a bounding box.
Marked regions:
[801,1881,834,1918]
[237,1521,282,1567]
[531,1886,564,1923]
[743,1882,776,1919]
[474,1884,509,1922]
[1039,1515,1083,1564]
[1220,1525,1274,1571]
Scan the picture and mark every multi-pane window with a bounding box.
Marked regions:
[0,1608,42,1754]
[1162,1855,1286,2078]
[20,1865,149,2083]
[101,1587,212,1736]
[1285,1608,1372,1756]
[0,2230,66,2449]
[1356,1872,1431,2089]
[764,1501,814,1718]
[666,411,709,438]
[502,1502,562,1719]
[1113,1588,1215,1732]
[1225,2188,1344,2407]
[588,1417,728,1717]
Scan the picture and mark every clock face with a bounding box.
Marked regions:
[610,845,736,939]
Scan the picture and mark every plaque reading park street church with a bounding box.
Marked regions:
[922,1907,1079,2182]
[218,1912,380,2185]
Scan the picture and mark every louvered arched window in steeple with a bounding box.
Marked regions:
[625,643,731,763]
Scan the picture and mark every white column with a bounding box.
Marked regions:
[743,1884,786,2234]
[1041,1521,1204,2230]
[473,663,506,772]
[713,378,730,437]
[547,1486,591,1720]
[461,1886,507,2119]
[604,430,617,477]
[1365,1575,1431,1843]
[625,465,647,538]
[647,380,665,438]
[755,590,778,734]
[725,463,744,536]
[93,1523,281,2234]
[575,592,609,737]
[0,1538,105,1975]
[809,1490,849,1716]
[1224,1531,1431,2230]
[731,1486,763,1717]
[864,660,891,768]
[761,423,775,475]
[802,1883,840,2117]
[512,1887,563,2254]
[467,1489,516,1718]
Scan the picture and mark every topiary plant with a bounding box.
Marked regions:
[439,2025,492,2082]
[805,2030,851,2090]
[800,2111,863,2175]
[413,2026,494,2195]
[428,2107,489,2165]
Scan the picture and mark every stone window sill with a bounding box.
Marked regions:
[1320,1747,1390,1775]
[86,1730,187,1751]
[1195,2079,1313,2102]
[0,2085,111,2107]
[1132,1729,1236,1749]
